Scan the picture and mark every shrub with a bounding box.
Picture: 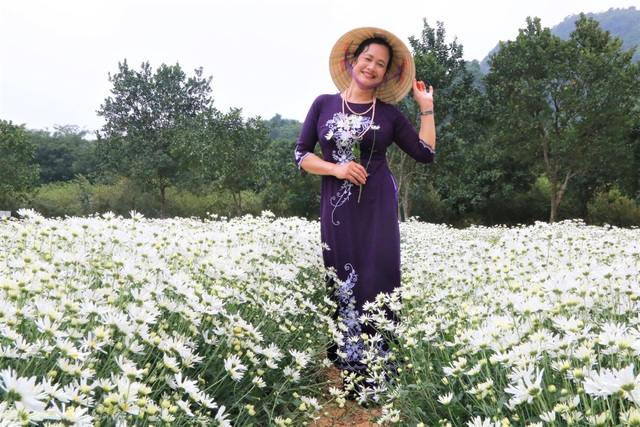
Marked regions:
[30,181,85,217]
[27,180,266,219]
[588,187,640,227]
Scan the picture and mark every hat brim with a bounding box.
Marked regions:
[329,27,415,105]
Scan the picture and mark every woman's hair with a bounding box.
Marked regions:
[353,37,394,76]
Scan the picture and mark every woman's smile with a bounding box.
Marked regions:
[353,43,389,87]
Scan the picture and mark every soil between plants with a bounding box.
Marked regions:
[310,367,384,427]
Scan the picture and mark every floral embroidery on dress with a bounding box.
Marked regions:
[294,149,310,169]
[334,263,366,371]
[329,181,352,226]
[325,112,372,164]
[325,112,374,225]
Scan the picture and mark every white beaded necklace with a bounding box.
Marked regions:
[342,88,377,140]
[342,91,375,115]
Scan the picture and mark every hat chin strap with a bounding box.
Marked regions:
[346,59,382,91]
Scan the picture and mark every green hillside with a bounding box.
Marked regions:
[552,7,640,62]
[480,6,639,72]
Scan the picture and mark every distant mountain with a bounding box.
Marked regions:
[479,6,640,73]
[553,7,640,60]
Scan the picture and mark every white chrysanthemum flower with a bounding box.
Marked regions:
[39,377,72,404]
[224,354,247,381]
[0,368,48,413]
[162,354,180,372]
[584,365,640,402]
[283,366,301,383]
[539,410,556,422]
[437,392,454,405]
[173,372,199,395]
[560,411,584,424]
[300,395,321,411]
[504,367,544,407]
[110,375,141,416]
[443,357,467,377]
[55,338,90,361]
[261,342,283,362]
[585,412,609,426]
[34,316,67,339]
[289,349,311,369]
[159,407,176,423]
[252,376,267,388]
[214,405,232,427]
[101,311,135,336]
[466,416,501,427]
[16,208,42,219]
[619,407,640,425]
[115,355,146,379]
[175,399,193,416]
[583,367,625,399]
[45,402,93,425]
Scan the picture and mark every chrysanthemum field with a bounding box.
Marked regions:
[0,211,638,427]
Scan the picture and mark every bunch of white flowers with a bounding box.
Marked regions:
[367,219,640,426]
[4,211,638,426]
[0,210,334,426]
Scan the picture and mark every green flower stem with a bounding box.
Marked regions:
[358,131,376,203]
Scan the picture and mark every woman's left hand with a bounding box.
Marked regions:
[412,79,434,110]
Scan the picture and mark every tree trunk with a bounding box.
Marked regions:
[390,149,415,222]
[160,185,166,219]
[396,189,402,221]
[400,181,412,221]
[231,191,242,216]
[549,193,559,224]
[548,170,573,224]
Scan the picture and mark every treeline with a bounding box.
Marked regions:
[1,14,639,227]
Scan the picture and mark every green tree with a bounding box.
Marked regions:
[393,19,496,223]
[620,115,640,202]
[389,20,464,220]
[31,125,97,183]
[0,120,39,210]
[486,15,640,223]
[260,118,321,219]
[180,108,271,216]
[96,60,213,217]
[265,114,301,140]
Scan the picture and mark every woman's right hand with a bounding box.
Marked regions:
[299,154,367,185]
[332,161,368,186]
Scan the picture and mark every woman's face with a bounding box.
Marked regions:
[352,43,390,88]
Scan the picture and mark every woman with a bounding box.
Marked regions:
[294,27,436,385]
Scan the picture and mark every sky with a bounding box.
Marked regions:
[1,0,639,134]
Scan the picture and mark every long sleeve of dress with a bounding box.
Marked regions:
[293,95,324,169]
[390,108,435,164]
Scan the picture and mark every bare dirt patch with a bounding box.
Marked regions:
[310,367,383,427]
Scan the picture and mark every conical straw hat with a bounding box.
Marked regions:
[329,27,415,104]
